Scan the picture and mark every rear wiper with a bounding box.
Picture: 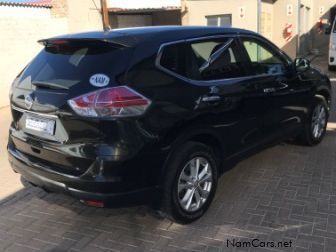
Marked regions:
[32,81,69,90]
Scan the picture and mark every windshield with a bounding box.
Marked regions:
[19,41,133,89]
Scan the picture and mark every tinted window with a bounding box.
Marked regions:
[242,39,286,75]
[19,41,132,89]
[159,42,187,77]
[159,37,246,81]
[190,38,246,80]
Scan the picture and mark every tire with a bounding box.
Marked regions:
[300,96,329,146]
[161,141,218,224]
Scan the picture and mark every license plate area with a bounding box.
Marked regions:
[25,115,55,136]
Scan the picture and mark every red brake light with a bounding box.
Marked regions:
[68,86,151,118]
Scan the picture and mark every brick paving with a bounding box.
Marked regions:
[0,56,336,251]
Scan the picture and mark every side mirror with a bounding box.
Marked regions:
[295,58,310,72]
[325,26,331,35]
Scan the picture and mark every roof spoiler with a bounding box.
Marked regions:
[37,38,132,48]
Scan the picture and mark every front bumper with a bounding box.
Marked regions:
[7,145,157,202]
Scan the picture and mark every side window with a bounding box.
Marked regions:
[159,42,187,77]
[189,38,247,80]
[242,39,286,75]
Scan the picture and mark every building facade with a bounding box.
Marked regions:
[181,0,336,59]
[108,7,181,28]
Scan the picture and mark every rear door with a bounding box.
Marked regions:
[185,36,267,155]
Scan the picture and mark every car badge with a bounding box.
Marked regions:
[24,94,33,110]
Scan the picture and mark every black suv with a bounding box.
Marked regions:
[8,26,331,223]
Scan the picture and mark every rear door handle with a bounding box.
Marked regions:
[201,95,221,102]
[263,88,276,93]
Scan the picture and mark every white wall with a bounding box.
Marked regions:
[0,6,68,108]
[0,1,103,108]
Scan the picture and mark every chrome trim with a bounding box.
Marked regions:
[201,96,221,102]
[11,105,58,119]
[281,116,301,123]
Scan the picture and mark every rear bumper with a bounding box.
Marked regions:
[7,145,158,202]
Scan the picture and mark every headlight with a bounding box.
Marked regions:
[330,43,336,50]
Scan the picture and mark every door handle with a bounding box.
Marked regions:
[201,95,221,102]
[263,88,276,93]
[263,82,289,93]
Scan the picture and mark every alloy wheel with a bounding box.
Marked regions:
[177,157,213,212]
[311,104,327,139]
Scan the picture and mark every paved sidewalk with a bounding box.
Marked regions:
[0,108,24,200]
[0,57,336,252]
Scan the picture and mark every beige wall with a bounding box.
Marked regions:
[152,10,182,25]
[271,0,299,58]
[66,0,102,33]
[182,0,258,31]
[0,0,103,108]
[311,0,335,54]
[182,0,335,59]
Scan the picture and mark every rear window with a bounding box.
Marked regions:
[19,40,133,89]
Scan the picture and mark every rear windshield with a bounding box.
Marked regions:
[19,40,133,89]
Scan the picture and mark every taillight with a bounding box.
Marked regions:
[68,86,151,118]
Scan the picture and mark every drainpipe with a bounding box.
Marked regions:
[100,0,110,31]
[257,0,262,33]
[296,0,301,57]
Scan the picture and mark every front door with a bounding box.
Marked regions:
[239,36,305,140]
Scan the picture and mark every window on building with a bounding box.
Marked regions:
[241,38,286,75]
[206,14,232,27]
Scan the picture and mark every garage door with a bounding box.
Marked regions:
[117,15,153,28]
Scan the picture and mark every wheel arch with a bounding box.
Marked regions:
[315,88,331,109]
[159,125,226,181]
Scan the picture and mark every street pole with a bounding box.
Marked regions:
[100,0,110,31]
[257,0,261,34]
